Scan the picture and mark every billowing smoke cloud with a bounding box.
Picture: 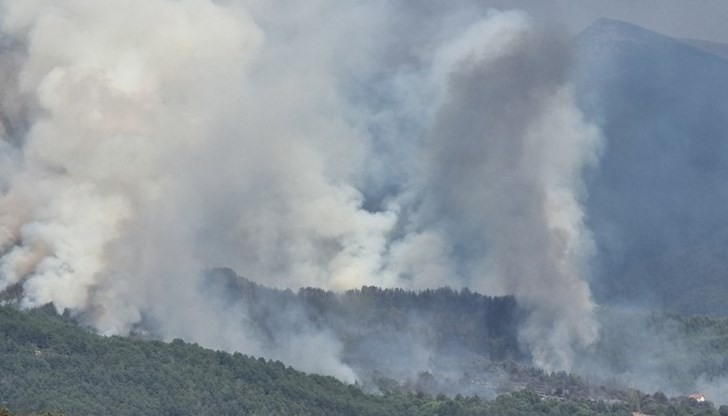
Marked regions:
[0,0,263,330]
[412,12,601,371]
[0,0,601,375]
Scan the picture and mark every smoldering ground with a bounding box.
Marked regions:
[0,0,726,400]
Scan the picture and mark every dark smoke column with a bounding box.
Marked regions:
[423,12,601,371]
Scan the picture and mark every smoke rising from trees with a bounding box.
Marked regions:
[0,0,602,375]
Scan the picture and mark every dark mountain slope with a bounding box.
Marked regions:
[574,18,728,315]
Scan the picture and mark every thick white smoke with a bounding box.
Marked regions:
[0,0,600,374]
[0,0,261,328]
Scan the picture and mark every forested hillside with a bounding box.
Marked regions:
[204,270,728,399]
[205,267,523,379]
[0,304,724,416]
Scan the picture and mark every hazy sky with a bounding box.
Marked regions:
[394,1,728,44]
[527,0,728,42]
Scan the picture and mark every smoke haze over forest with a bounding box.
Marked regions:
[0,0,727,399]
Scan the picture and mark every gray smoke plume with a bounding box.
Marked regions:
[0,0,604,375]
[414,12,601,371]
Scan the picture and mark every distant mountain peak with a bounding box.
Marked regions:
[575,17,728,66]
[575,17,673,55]
[588,17,650,32]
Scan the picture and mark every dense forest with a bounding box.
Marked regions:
[0,304,726,416]
[204,268,524,376]
[202,270,728,397]
[4,271,728,414]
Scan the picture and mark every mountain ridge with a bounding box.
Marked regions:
[574,17,728,316]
